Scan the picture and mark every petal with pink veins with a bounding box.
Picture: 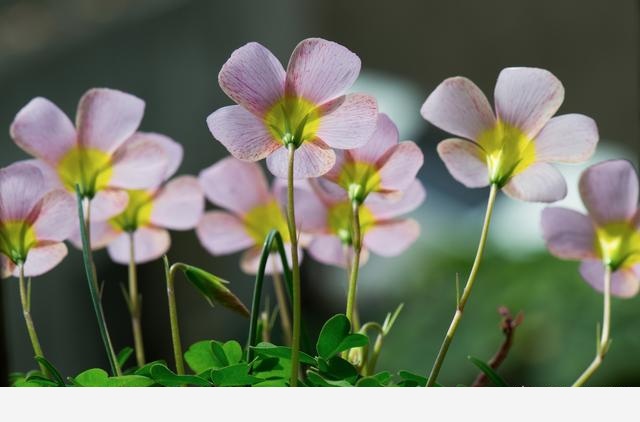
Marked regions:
[197,211,254,255]
[32,190,76,242]
[18,242,68,277]
[579,160,638,225]
[285,38,360,104]
[540,207,597,260]
[349,113,399,164]
[502,162,567,203]
[315,94,378,149]
[534,114,598,163]
[89,189,130,221]
[365,219,420,257]
[10,97,77,165]
[307,235,350,268]
[437,138,489,188]
[378,142,424,192]
[107,227,170,265]
[151,176,204,230]
[207,105,281,161]
[579,260,640,298]
[130,132,183,180]
[420,77,496,141]
[68,220,122,250]
[0,161,46,221]
[267,140,336,179]
[494,68,564,138]
[76,88,145,153]
[109,136,169,190]
[367,180,426,220]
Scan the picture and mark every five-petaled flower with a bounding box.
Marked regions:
[421,67,598,202]
[10,88,169,221]
[196,157,300,274]
[208,38,378,179]
[541,160,640,297]
[71,134,205,264]
[322,113,423,203]
[0,162,75,278]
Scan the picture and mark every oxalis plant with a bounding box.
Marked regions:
[1,37,636,388]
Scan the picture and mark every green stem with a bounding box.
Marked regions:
[359,322,384,376]
[18,264,48,376]
[163,257,185,375]
[286,143,301,387]
[572,265,612,387]
[345,199,362,326]
[76,187,122,376]
[128,233,146,368]
[271,265,292,346]
[426,183,498,386]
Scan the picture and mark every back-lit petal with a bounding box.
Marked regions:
[366,180,426,220]
[129,132,183,180]
[579,260,640,298]
[541,207,597,260]
[378,141,424,192]
[307,235,350,268]
[18,242,68,277]
[502,162,567,203]
[349,113,399,164]
[151,176,204,230]
[437,138,489,188]
[534,114,598,163]
[315,94,378,149]
[32,190,76,242]
[197,211,254,255]
[76,88,145,153]
[285,38,360,104]
[89,189,130,222]
[579,160,638,225]
[364,219,420,257]
[109,137,169,190]
[494,68,564,138]
[0,161,46,221]
[240,245,299,275]
[267,140,336,179]
[421,76,495,141]
[68,220,121,250]
[200,157,270,214]
[11,97,77,165]
[107,228,170,265]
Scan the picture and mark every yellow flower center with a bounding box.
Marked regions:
[57,147,113,197]
[594,222,640,271]
[264,96,321,147]
[327,201,375,245]
[0,220,37,264]
[337,161,381,202]
[243,200,290,244]
[109,190,154,232]
[477,122,536,186]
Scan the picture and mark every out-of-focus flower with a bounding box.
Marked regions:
[421,67,598,202]
[541,160,640,297]
[0,162,75,278]
[196,157,298,274]
[10,88,169,220]
[208,38,378,179]
[322,113,423,203]
[297,179,426,268]
[71,134,204,264]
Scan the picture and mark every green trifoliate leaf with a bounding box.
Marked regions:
[316,314,369,360]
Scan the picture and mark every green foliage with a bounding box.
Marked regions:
[181,266,249,317]
[149,364,211,387]
[316,314,368,360]
[467,356,508,387]
[252,342,316,366]
[70,368,154,387]
[116,347,134,370]
[184,340,243,373]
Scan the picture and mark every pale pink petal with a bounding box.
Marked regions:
[579,260,640,298]
[0,161,46,221]
[285,38,360,104]
[68,220,121,250]
[196,211,254,255]
[267,140,336,179]
[207,105,281,161]
[240,244,300,275]
[307,235,349,268]
[199,157,270,214]
[107,227,170,265]
[540,207,597,260]
[350,113,399,164]
[366,180,427,220]
[364,218,420,257]
[76,88,145,153]
[437,138,489,188]
[32,190,76,242]
[1,254,15,279]
[18,242,68,277]
[89,189,129,221]
[272,178,330,233]
[10,97,76,165]
[321,149,348,184]
[534,114,598,163]
[315,94,378,149]
[579,160,638,225]
[109,136,169,190]
[18,159,64,191]
[129,132,183,180]
[218,42,286,116]
[502,162,567,203]
[378,142,424,192]
[420,77,496,141]
[494,68,564,138]
[150,176,204,230]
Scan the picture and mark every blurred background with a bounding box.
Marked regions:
[0,0,638,386]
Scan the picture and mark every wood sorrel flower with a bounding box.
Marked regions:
[0,162,74,278]
[71,134,204,264]
[196,157,298,274]
[208,38,378,178]
[10,88,169,220]
[322,113,423,203]
[421,68,598,202]
[541,160,640,297]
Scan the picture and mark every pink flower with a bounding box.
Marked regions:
[296,179,426,268]
[196,157,298,274]
[0,162,75,278]
[208,38,378,179]
[322,113,423,202]
[421,68,598,202]
[10,88,169,220]
[71,134,204,264]
[541,160,640,298]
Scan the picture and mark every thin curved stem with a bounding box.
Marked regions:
[271,266,292,346]
[572,265,612,387]
[18,265,47,376]
[345,200,362,326]
[128,233,145,368]
[286,143,301,387]
[163,257,185,375]
[426,183,498,386]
